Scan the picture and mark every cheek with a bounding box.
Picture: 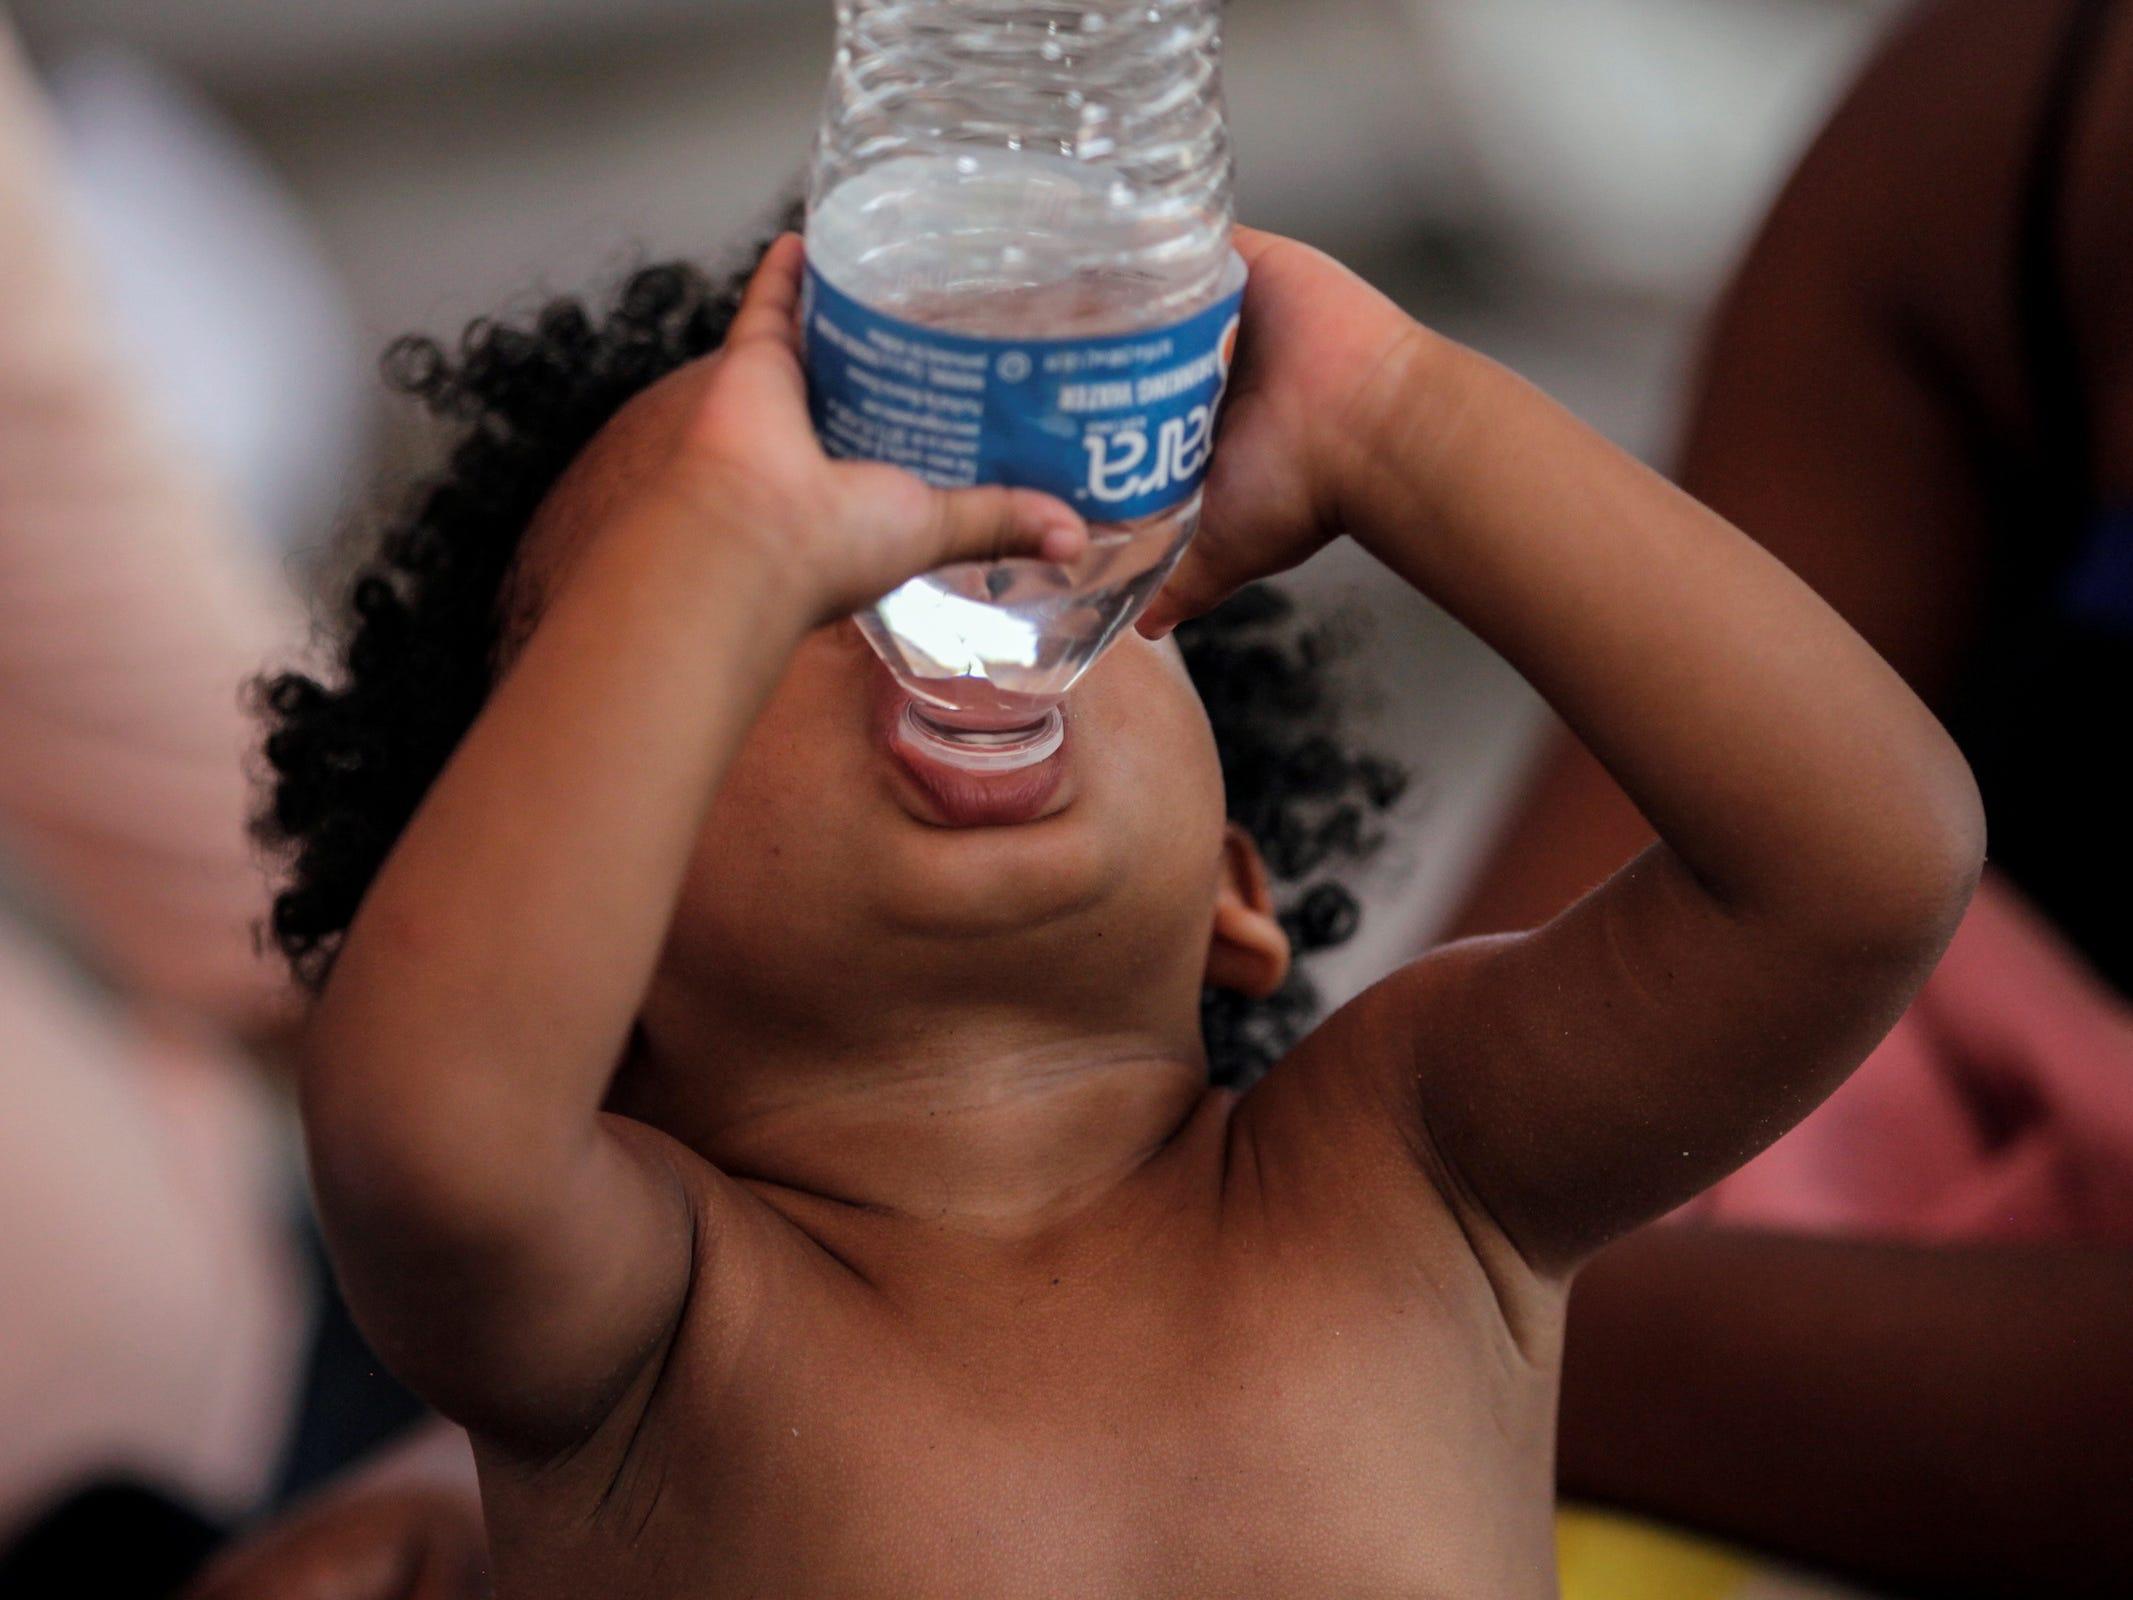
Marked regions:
[667,630,879,963]
[1077,640,1229,890]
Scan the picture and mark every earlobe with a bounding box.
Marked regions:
[1206,824,1293,1000]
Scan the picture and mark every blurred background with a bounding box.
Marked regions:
[4,0,1905,972]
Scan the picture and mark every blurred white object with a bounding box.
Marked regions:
[47,48,366,554]
[1413,0,1898,298]
[1308,0,1909,966]
[13,0,737,86]
[2,19,306,1525]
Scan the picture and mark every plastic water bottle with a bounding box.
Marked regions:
[805,0,1243,772]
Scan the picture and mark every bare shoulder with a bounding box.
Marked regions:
[1225,944,1551,1324]
[468,1125,806,1491]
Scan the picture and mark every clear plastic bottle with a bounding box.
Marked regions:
[805,0,1242,771]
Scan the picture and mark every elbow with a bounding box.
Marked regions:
[1895,742,1987,949]
[1833,740,1988,973]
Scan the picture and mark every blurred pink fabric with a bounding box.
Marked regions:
[1682,873,2133,1244]
[2,22,304,1531]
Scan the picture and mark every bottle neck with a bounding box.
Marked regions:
[824,1,1229,188]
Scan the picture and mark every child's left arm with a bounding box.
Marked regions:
[1149,230,1985,1276]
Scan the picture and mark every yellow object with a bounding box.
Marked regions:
[1556,1508,1879,1600]
[1558,1508,1760,1600]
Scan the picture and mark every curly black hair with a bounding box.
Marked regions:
[258,231,1404,1090]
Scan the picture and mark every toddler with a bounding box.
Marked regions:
[261,228,1983,1597]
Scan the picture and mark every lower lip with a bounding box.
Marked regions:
[882,705,1070,829]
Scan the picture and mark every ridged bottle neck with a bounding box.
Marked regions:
[823,2,1229,195]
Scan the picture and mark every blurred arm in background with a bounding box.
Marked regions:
[1445,0,2133,1590]
[1557,865,2133,1593]
[1560,1231,2133,1596]
[1453,0,2014,943]
[186,1422,485,1600]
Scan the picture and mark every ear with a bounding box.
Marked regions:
[1206,824,1292,1000]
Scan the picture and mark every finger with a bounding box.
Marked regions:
[727,234,807,353]
[1137,537,1243,640]
[924,484,1089,569]
[1230,224,1295,275]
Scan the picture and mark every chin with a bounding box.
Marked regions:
[863,810,1123,942]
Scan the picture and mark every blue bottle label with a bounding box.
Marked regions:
[802,256,1247,525]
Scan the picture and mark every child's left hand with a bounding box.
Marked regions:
[1138,226,1429,638]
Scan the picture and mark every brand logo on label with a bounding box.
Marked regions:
[803,259,1247,522]
[1083,406,1219,505]
[1080,312,1240,506]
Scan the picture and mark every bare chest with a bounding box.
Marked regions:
[488,1216,1562,1599]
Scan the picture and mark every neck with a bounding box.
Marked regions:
[623,985,1212,1237]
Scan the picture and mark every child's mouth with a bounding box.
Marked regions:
[879,696,1072,829]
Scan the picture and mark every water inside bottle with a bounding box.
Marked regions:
[857,497,1198,731]
[810,150,1231,739]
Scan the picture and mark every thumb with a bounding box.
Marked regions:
[816,467,1091,617]
[1137,533,1247,641]
[909,479,1090,570]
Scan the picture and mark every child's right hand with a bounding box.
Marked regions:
[632,233,1089,626]
[1138,226,1430,638]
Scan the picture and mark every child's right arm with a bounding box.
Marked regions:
[1149,229,1984,1278]
[300,238,1084,1453]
